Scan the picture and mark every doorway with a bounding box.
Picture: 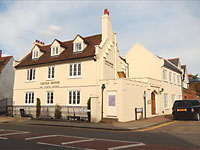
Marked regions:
[151,92,156,115]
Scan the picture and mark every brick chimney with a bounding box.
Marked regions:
[102,8,114,41]
[33,40,45,46]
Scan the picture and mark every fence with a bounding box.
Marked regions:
[12,105,89,121]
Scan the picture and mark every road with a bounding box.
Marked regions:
[0,120,199,149]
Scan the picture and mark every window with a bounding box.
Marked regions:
[69,63,81,77]
[47,91,53,104]
[27,69,35,81]
[32,51,39,59]
[172,94,175,105]
[25,92,34,104]
[169,72,172,83]
[173,73,176,84]
[73,42,82,52]
[68,90,81,105]
[51,47,59,56]
[48,66,55,79]
[164,93,168,109]
[163,69,167,81]
[177,75,180,85]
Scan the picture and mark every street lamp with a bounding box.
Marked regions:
[101,84,106,120]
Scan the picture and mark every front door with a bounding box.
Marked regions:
[151,92,156,115]
[107,91,117,117]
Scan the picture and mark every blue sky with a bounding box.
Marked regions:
[0,0,200,75]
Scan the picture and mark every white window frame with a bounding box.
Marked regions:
[32,50,39,59]
[172,94,175,105]
[47,66,55,80]
[68,90,81,105]
[173,73,176,84]
[69,63,81,78]
[177,75,181,86]
[163,69,167,82]
[47,91,54,105]
[25,92,34,105]
[51,46,59,56]
[164,93,169,109]
[27,68,36,81]
[169,72,172,83]
[73,42,82,52]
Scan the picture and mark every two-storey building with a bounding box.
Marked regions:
[13,9,183,122]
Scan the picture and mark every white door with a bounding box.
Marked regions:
[107,91,117,117]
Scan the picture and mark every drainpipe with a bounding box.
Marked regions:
[101,84,106,120]
[144,91,147,119]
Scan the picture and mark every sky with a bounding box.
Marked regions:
[0,0,199,75]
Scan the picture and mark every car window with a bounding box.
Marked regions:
[173,101,192,107]
[191,100,200,106]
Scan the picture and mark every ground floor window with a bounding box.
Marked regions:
[25,92,34,104]
[68,90,80,105]
[47,91,54,104]
[164,93,168,109]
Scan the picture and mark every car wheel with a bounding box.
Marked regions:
[195,113,200,121]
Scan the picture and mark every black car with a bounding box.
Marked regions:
[172,100,200,121]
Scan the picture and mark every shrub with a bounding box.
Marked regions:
[55,105,62,119]
[36,98,41,119]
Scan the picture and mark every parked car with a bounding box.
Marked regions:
[172,100,200,121]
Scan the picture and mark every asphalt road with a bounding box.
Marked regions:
[0,120,199,149]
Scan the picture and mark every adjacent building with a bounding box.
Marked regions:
[13,9,183,122]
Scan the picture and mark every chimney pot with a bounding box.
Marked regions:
[104,8,109,16]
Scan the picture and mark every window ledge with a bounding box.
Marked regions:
[46,78,55,81]
[68,76,82,79]
[25,80,36,83]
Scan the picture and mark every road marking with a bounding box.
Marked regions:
[62,139,94,145]
[135,121,176,132]
[0,132,29,136]
[108,143,145,150]
[25,135,57,140]
[0,137,7,140]
[38,142,95,150]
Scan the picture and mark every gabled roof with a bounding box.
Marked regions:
[164,59,182,74]
[181,65,186,74]
[168,58,179,67]
[15,34,102,68]
[0,56,12,72]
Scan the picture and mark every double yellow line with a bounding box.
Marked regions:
[135,121,176,132]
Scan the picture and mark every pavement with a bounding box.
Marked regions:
[0,114,173,131]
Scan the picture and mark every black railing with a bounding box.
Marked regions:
[12,105,88,121]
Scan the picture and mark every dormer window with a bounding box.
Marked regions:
[51,46,59,56]
[74,42,82,52]
[32,51,39,59]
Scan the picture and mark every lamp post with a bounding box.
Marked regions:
[101,84,106,120]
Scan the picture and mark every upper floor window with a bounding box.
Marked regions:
[51,47,59,56]
[25,92,34,104]
[173,73,176,84]
[27,69,35,81]
[48,66,55,79]
[73,42,82,52]
[47,91,53,104]
[169,72,172,83]
[68,90,80,105]
[177,75,181,85]
[69,63,81,77]
[32,51,39,59]
[163,69,167,81]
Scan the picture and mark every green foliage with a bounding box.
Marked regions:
[36,98,41,119]
[192,74,199,79]
[87,98,91,110]
[55,105,62,119]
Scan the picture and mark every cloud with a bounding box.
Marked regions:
[38,25,62,37]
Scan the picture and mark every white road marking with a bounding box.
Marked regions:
[0,137,7,140]
[37,142,95,150]
[25,135,57,140]
[108,143,145,150]
[0,132,29,136]
[62,139,94,145]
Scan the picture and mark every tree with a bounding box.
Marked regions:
[192,74,199,79]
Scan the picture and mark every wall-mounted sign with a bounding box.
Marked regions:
[40,81,60,88]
